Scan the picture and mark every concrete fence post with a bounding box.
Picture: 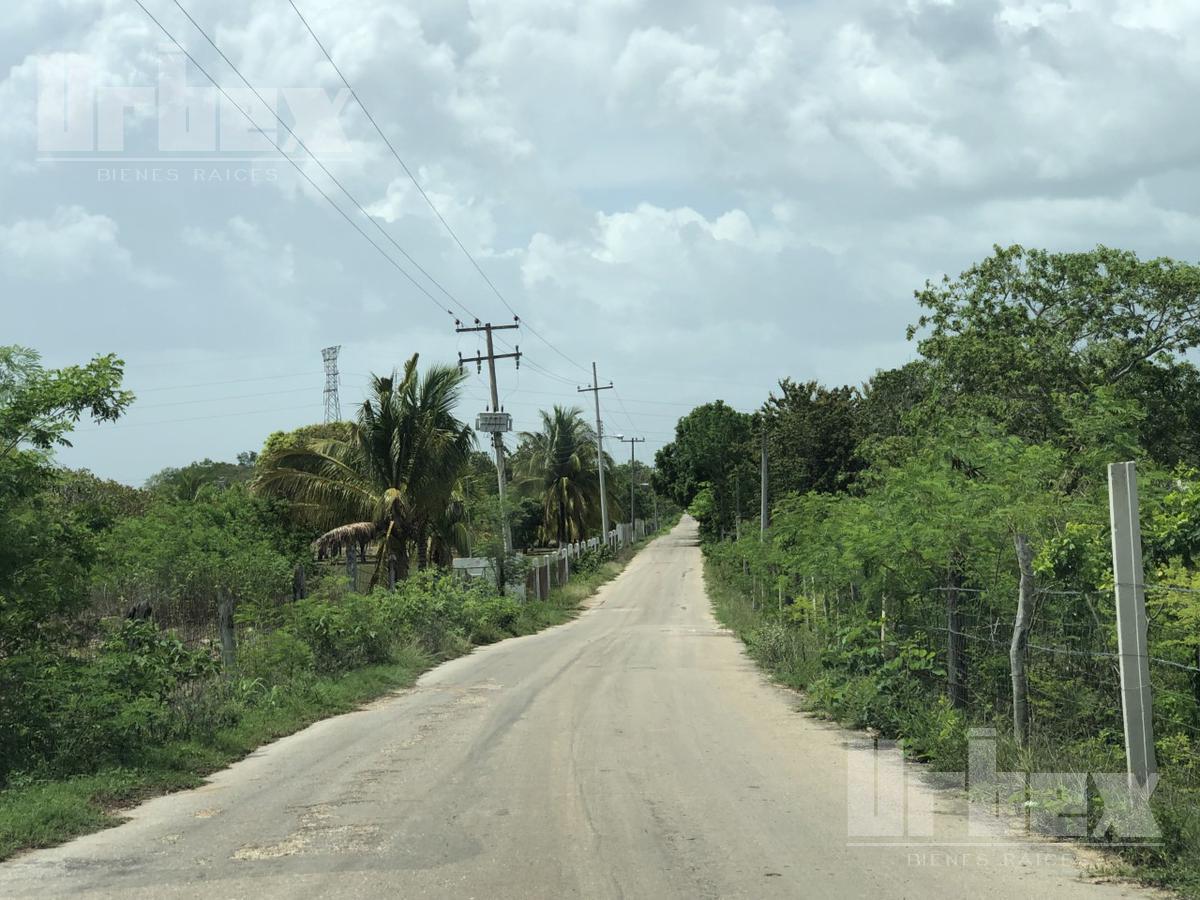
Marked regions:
[1108,461,1157,791]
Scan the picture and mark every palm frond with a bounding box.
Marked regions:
[312,520,381,555]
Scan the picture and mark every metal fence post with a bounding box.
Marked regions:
[1108,461,1156,790]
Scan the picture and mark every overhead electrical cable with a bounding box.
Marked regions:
[130,0,476,323]
[285,0,592,378]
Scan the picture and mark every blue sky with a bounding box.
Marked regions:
[4,0,1199,484]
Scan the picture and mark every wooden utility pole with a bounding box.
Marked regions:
[578,363,613,542]
[457,320,520,555]
[760,428,769,541]
[734,474,741,542]
[618,435,646,533]
[1108,461,1156,789]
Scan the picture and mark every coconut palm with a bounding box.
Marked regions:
[513,405,618,545]
[254,354,474,583]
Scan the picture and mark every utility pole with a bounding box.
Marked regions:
[640,481,658,531]
[760,427,769,541]
[734,474,741,541]
[457,319,520,555]
[578,363,613,540]
[618,435,645,532]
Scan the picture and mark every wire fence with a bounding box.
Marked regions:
[716,554,1200,767]
[83,554,385,649]
[79,520,659,661]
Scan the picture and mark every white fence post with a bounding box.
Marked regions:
[1108,461,1156,790]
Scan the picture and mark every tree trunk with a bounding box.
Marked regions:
[387,553,397,590]
[292,564,306,602]
[947,567,968,710]
[1011,532,1035,748]
[346,542,358,585]
[880,592,888,649]
[416,522,429,570]
[394,539,410,581]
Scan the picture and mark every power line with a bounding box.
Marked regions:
[138,0,623,415]
[135,386,321,409]
[612,387,639,434]
[285,0,591,378]
[168,0,483,322]
[130,0,469,323]
[76,403,323,432]
[132,372,316,393]
[466,385,696,407]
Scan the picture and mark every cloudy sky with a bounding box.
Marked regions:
[3,0,1198,485]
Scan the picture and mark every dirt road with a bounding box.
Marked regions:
[0,518,1151,898]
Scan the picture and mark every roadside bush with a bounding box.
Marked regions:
[236,629,316,684]
[382,571,478,655]
[572,544,613,577]
[745,622,821,688]
[165,677,240,739]
[0,620,216,783]
[284,591,392,672]
[461,593,521,644]
[894,696,967,768]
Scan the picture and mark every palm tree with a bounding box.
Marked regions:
[513,405,618,545]
[254,354,474,583]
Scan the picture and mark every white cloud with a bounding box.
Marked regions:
[0,205,166,287]
[7,0,1200,483]
[367,168,498,255]
[182,216,297,291]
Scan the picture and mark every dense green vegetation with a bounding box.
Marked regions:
[0,345,668,859]
[655,244,1200,895]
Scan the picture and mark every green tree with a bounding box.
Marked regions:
[93,484,299,613]
[57,469,150,531]
[254,355,474,581]
[259,421,353,460]
[910,244,1200,459]
[760,379,862,496]
[610,458,657,528]
[145,456,257,501]
[513,405,615,545]
[857,360,934,449]
[0,346,132,458]
[654,401,753,540]
[0,348,132,652]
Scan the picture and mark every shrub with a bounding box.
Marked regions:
[283,591,391,672]
[381,570,490,656]
[236,629,316,684]
[0,620,216,782]
[461,593,521,644]
[572,544,613,576]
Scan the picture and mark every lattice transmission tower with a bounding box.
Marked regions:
[322,345,341,423]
